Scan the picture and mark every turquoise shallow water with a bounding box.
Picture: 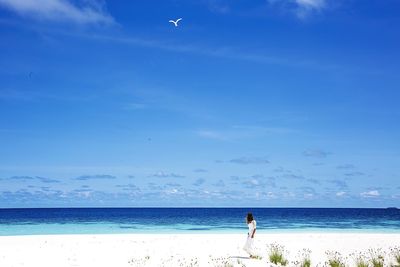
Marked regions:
[3,223,400,236]
[1,208,399,236]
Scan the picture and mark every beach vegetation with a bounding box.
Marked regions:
[390,247,400,267]
[268,243,289,266]
[294,249,311,267]
[352,253,370,267]
[326,251,346,267]
[356,262,370,267]
[300,249,311,267]
[371,257,384,267]
[302,258,311,267]
[369,249,384,267]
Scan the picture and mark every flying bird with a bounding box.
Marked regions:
[169,18,182,27]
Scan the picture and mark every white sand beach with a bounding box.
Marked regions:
[1,233,399,267]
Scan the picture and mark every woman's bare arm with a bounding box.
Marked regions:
[251,228,256,238]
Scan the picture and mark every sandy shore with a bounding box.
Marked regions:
[0,233,399,266]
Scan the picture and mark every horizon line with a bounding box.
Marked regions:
[0,206,397,210]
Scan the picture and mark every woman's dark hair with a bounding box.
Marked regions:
[247,212,254,223]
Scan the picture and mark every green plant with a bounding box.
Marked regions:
[356,259,370,267]
[328,260,345,267]
[301,258,311,267]
[369,249,384,267]
[371,257,384,267]
[326,251,346,267]
[299,249,311,267]
[268,243,289,266]
[351,252,370,267]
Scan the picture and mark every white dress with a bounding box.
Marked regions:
[243,220,256,255]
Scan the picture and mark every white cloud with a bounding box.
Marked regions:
[336,164,355,170]
[304,193,314,199]
[150,171,185,178]
[268,0,327,18]
[193,168,208,173]
[266,191,277,199]
[165,188,178,194]
[296,0,325,9]
[360,190,380,198]
[196,126,296,142]
[250,179,259,186]
[0,0,114,24]
[50,30,352,74]
[303,149,331,158]
[206,0,230,14]
[230,157,269,165]
[336,191,346,197]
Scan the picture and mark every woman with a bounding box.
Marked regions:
[243,212,257,258]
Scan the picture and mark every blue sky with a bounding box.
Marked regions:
[0,0,399,208]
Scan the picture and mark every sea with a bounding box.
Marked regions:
[0,208,399,236]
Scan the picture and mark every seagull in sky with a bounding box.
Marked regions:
[169,18,182,27]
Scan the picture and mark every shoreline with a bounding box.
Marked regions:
[2,228,400,236]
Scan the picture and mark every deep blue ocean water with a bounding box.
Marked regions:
[0,208,399,236]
